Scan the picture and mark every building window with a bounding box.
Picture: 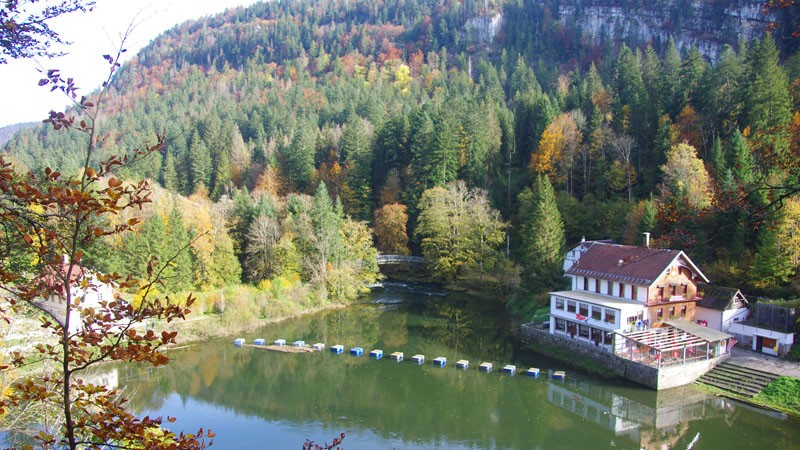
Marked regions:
[556,318,566,332]
[681,284,688,295]
[604,332,614,345]
[591,328,603,344]
[555,297,565,310]
[591,306,602,320]
[567,301,576,313]
[607,282,613,296]
[680,305,687,317]
[631,287,637,301]
[595,279,601,293]
[604,309,616,324]
[579,303,589,317]
[578,324,590,339]
[657,308,663,320]
[583,277,588,290]
[669,306,676,318]
[670,285,677,296]
[657,287,664,300]
[619,283,626,298]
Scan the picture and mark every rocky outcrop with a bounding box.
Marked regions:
[557,1,780,61]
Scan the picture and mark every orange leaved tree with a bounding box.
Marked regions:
[0,43,211,448]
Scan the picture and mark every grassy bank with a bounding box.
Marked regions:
[153,283,355,344]
[696,377,800,419]
[755,377,800,417]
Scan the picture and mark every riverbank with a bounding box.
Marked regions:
[0,283,358,357]
[156,301,350,346]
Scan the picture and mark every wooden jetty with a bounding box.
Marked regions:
[244,343,317,353]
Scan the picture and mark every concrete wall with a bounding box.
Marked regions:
[518,324,728,390]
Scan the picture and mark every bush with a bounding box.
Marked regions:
[757,376,800,414]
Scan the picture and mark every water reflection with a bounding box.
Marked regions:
[114,283,799,450]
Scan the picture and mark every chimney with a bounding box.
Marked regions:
[643,232,651,248]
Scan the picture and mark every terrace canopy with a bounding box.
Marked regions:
[613,320,732,368]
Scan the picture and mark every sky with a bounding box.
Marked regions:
[0,0,264,128]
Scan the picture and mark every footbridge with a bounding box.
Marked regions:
[376,254,430,266]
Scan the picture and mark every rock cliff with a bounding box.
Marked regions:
[555,1,789,60]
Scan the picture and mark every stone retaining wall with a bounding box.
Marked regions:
[518,324,729,390]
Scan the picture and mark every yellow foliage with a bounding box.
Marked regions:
[132,283,160,309]
[530,122,564,175]
[393,64,411,93]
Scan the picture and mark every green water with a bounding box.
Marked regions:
[119,282,800,449]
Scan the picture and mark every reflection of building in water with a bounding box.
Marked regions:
[547,379,726,449]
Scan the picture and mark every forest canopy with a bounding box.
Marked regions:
[4,0,800,300]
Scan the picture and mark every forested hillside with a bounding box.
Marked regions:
[4,0,800,308]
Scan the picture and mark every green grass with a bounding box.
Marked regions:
[755,376,800,415]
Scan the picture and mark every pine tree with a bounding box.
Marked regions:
[743,35,792,133]
[309,182,344,284]
[662,38,683,118]
[284,123,317,193]
[188,131,212,194]
[161,151,179,192]
[519,174,565,292]
[730,128,756,187]
[163,205,194,292]
[340,114,374,220]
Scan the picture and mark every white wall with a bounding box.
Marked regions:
[695,307,723,331]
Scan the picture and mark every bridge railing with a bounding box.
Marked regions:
[376,254,430,265]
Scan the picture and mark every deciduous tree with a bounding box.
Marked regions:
[659,143,713,212]
[0,47,209,448]
[0,0,95,63]
[373,203,410,255]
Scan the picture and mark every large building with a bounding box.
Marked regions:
[549,238,710,350]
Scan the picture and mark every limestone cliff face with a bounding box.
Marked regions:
[555,1,781,60]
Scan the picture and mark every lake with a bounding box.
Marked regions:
[118,281,800,449]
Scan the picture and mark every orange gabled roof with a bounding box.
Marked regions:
[566,242,708,286]
[34,261,89,298]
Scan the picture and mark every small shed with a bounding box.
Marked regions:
[695,284,749,332]
[728,301,797,356]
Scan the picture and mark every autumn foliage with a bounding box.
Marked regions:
[0,47,210,448]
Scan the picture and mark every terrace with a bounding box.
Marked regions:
[614,320,732,368]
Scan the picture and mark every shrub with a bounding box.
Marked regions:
[758,376,800,413]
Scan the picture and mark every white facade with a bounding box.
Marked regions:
[550,289,646,351]
[728,322,795,357]
[695,306,749,333]
[37,270,117,334]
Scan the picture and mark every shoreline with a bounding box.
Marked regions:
[158,301,352,346]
